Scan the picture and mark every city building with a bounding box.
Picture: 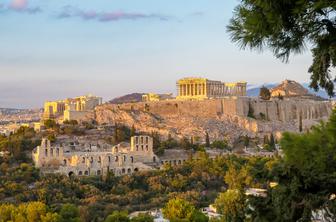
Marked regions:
[32,135,159,177]
[43,94,102,122]
[176,77,247,100]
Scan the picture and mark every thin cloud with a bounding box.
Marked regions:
[57,5,171,22]
[190,11,204,17]
[6,0,41,14]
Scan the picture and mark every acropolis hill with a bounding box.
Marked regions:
[95,78,334,143]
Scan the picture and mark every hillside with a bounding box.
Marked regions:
[247,83,336,99]
[109,93,144,104]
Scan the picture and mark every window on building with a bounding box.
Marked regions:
[84,171,89,175]
[115,156,119,162]
[90,157,93,163]
[131,156,134,163]
[136,145,139,151]
[146,145,148,151]
[78,171,83,176]
[98,156,101,163]
[123,155,126,162]
[127,168,131,174]
[122,168,125,174]
[82,157,85,163]
[56,148,59,157]
[108,156,111,162]
[145,136,149,143]
[140,137,143,144]
[141,145,144,151]
[63,159,67,165]
[50,148,53,157]
[97,170,101,175]
[135,137,139,143]
[45,149,48,157]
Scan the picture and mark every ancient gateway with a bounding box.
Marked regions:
[176,77,247,100]
[43,94,102,122]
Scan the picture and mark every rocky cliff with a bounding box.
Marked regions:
[95,97,333,143]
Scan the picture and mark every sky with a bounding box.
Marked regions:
[0,0,315,109]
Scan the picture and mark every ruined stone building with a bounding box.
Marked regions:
[32,135,159,177]
[43,94,102,122]
[176,77,247,100]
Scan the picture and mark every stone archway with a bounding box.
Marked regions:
[68,171,74,177]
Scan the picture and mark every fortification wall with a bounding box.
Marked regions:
[100,97,332,122]
[95,97,333,141]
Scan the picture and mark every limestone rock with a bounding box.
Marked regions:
[270,80,309,97]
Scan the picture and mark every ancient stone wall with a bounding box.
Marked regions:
[95,98,333,141]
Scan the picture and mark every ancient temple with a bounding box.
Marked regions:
[176,77,247,100]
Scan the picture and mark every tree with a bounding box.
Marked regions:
[211,140,228,150]
[214,190,246,222]
[259,86,271,100]
[0,202,60,222]
[250,109,336,221]
[180,137,192,150]
[228,0,336,96]
[130,125,136,137]
[162,198,208,222]
[247,102,255,118]
[269,134,275,149]
[105,211,130,222]
[299,114,303,132]
[243,135,250,148]
[59,204,80,222]
[205,132,210,148]
[44,119,58,129]
[131,213,153,222]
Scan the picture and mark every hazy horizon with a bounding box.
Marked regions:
[1,0,317,109]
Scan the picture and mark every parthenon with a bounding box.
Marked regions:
[176,77,247,100]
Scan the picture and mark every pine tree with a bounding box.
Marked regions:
[205,132,210,147]
[228,0,336,96]
[130,125,136,137]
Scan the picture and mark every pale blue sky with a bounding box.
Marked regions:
[1,0,314,108]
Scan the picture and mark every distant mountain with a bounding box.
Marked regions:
[109,93,144,104]
[247,83,336,99]
[0,108,27,115]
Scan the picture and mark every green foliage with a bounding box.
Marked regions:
[299,114,303,132]
[205,132,210,148]
[259,86,271,100]
[162,198,208,222]
[248,109,336,221]
[113,124,131,144]
[228,0,336,96]
[211,140,228,150]
[247,102,255,119]
[243,135,250,147]
[214,190,245,222]
[0,126,39,161]
[105,211,129,222]
[180,137,192,150]
[130,213,153,222]
[63,120,78,125]
[130,125,136,137]
[224,161,252,191]
[0,202,59,222]
[59,204,80,222]
[44,119,58,130]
